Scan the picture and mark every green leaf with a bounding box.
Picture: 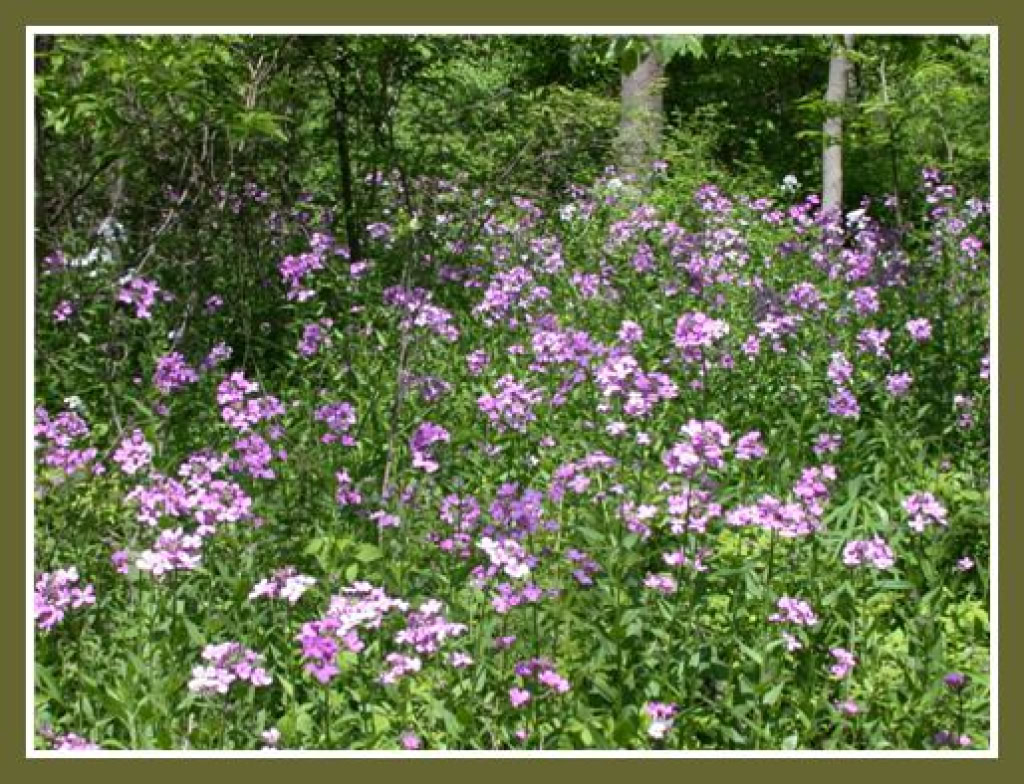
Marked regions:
[354,543,383,563]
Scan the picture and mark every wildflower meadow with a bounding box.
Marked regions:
[32,33,991,752]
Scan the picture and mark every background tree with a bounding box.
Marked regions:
[822,34,854,214]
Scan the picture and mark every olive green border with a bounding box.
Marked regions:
[3,1,1016,782]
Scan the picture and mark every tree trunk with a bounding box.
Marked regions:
[618,50,665,175]
[333,44,363,263]
[822,34,854,215]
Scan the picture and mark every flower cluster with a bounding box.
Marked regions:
[856,327,891,359]
[885,372,913,398]
[297,582,409,682]
[117,274,166,319]
[136,527,203,576]
[726,466,836,538]
[842,536,896,569]
[594,353,678,418]
[187,642,272,695]
[126,452,254,533]
[278,233,334,302]
[674,311,730,363]
[643,572,678,595]
[298,318,333,358]
[508,657,571,707]
[315,401,357,446]
[410,421,450,473]
[394,599,467,654]
[335,470,362,507]
[34,407,99,479]
[903,492,948,533]
[829,647,857,679]
[38,727,100,751]
[769,596,819,627]
[34,567,96,631]
[430,494,483,558]
[384,285,459,341]
[466,349,489,376]
[548,451,617,503]
[53,299,75,323]
[112,429,153,475]
[644,701,679,740]
[473,266,549,326]
[906,318,933,342]
[249,567,316,604]
[153,352,199,396]
[477,536,533,581]
[216,372,285,432]
[379,653,422,685]
[477,375,543,433]
[662,419,731,477]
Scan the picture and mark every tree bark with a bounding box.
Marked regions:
[618,50,665,175]
[822,34,854,215]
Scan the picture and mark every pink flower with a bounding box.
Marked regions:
[509,687,532,708]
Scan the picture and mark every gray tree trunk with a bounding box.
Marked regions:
[822,34,854,215]
[618,50,665,175]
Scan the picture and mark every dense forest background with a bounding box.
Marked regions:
[35,34,989,271]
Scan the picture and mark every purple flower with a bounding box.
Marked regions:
[153,352,199,396]
[955,556,975,572]
[509,687,532,708]
[834,699,860,717]
[960,235,983,258]
[856,327,891,359]
[188,642,272,695]
[662,419,731,476]
[466,349,490,376]
[828,387,860,419]
[843,536,896,570]
[885,372,913,398]
[618,320,644,344]
[943,671,968,691]
[136,528,203,577]
[379,653,422,685]
[849,286,880,316]
[674,311,730,363]
[644,701,678,739]
[297,318,334,358]
[477,375,543,433]
[769,596,818,626]
[35,407,99,479]
[260,727,281,750]
[117,275,164,319]
[643,572,678,595]
[315,401,357,445]
[53,299,75,323]
[41,728,101,751]
[410,422,450,473]
[906,318,933,342]
[249,567,316,605]
[112,429,153,475]
[34,567,96,631]
[735,430,767,461]
[829,647,857,678]
[827,353,854,386]
[399,731,422,750]
[813,432,842,456]
[903,492,948,533]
